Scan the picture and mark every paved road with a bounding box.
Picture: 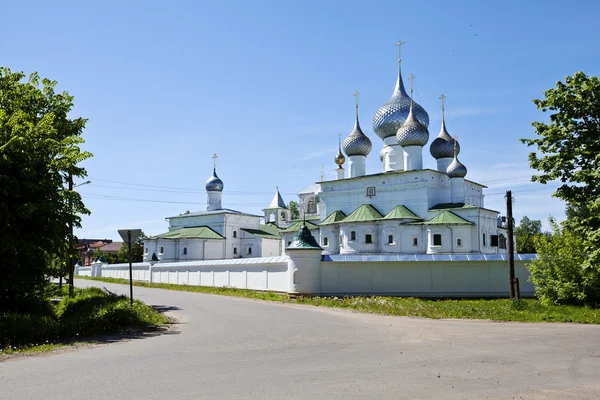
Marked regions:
[2,280,600,400]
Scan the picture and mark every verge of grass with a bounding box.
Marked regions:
[77,275,600,324]
[1,286,171,355]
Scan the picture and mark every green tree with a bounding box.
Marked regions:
[527,220,599,305]
[91,247,115,264]
[116,231,146,263]
[514,216,542,253]
[289,200,300,220]
[0,68,90,311]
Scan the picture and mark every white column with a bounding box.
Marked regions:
[437,157,453,173]
[207,191,222,211]
[383,137,403,171]
[451,177,465,203]
[403,146,423,171]
[336,167,344,180]
[348,155,366,177]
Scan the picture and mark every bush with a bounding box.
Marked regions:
[527,221,600,305]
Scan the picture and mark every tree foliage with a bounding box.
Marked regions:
[527,221,599,305]
[288,201,300,220]
[0,68,91,311]
[522,71,600,304]
[116,232,146,263]
[514,216,543,254]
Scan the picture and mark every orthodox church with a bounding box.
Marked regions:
[144,44,508,262]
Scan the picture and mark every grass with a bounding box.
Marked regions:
[1,286,171,354]
[77,275,600,324]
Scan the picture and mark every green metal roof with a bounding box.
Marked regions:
[411,211,473,225]
[280,220,319,233]
[151,226,224,240]
[342,204,383,223]
[241,225,281,240]
[382,205,422,220]
[286,225,322,251]
[319,210,347,225]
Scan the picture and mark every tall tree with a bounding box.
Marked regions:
[288,200,300,220]
[514,216,542,254]
[0,68,91,311]
[116,231,146,263]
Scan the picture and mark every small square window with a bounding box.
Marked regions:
[365,234,373,244]
[388,235,394,245]
[160,246,164,254]
[350,231,356,241]
[433,234,442,246]
[323,237,329,246]
[413,237,418,247]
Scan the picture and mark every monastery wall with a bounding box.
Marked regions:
[78,254,537,298]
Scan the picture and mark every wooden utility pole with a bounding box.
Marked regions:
[506,190,515,299]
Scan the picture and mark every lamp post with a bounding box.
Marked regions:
[66,177,91,295]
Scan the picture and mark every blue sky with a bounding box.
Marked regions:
[2,0,598,240]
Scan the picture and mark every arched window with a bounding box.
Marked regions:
[350,231,356,241]
[183,247,187,255]
[145,248,148,254]
[457,238,462,247]
[233,247,237,255]
[281,212,286,221]
[365,234,373,244]
[482,233,487,246]
[388,235,394,245]
[412,238,418,247]
[160,246,164,253]
[307,198,317,214]
[323,237,329,246]
[247,247,252,255]
[233,231,237,238]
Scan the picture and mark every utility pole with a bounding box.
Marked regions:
[506,190,515,299]
[128,230,133,306]
[68,173,74,297]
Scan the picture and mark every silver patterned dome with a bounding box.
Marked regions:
[430,119,460,159]
[373,65,429,140]
[205,169,224,192]
[396,104,429,147]
[447,157,467,178]
[343,110,372,157]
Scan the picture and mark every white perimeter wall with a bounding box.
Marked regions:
[82,257,536,297]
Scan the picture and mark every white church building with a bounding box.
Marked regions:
[144,45,509,263]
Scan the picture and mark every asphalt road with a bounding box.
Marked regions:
[2,280,600,400]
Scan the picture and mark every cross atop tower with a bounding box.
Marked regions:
[353,90,360,109]
[320,165,324,182]
[394,40,407,63]
[338,133,342,150]
[212,153,218,169]
[440,93,447,120]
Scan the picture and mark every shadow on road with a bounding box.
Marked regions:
[151,304,182,313]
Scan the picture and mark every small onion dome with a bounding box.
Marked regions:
[396,105,429,147]
[205,168,224,191]
[447,157,467,178]
[343,115,372,157]
[334,148,345,166]
[430,119,460,159]
[373,66,429,140]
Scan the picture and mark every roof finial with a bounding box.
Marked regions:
[394,40,406,65]
[440,93,446,122]
[353,90,360,119]
[453,135,459,158]
[408,74,415,106]
[212,153,218,170]
[338,133,342,151]
[320,165,324,182]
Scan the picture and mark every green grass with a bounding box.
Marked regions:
[77,276,600,324]
[1,286,171,354]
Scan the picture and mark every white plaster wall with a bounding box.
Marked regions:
[261,238,281,257]
[319,226,340,255]
[399,225,425,253]
[339,223,379,254]
[320,260,534,297]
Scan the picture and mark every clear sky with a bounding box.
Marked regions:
[2,0,598,240]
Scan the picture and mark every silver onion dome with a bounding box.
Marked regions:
[343,112,372,157]
[205,169,224,192]
[396,104,429,147]
[447,157,467,178]
[373,66,429,140]
[430,119,460,159]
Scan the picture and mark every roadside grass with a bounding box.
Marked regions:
[77,276,600,324]
[1,286,171,355]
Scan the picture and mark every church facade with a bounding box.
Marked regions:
[144,44,508,262]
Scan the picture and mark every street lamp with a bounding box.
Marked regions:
[64,177,92,295]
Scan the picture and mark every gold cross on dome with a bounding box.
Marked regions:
[394,40,407,62]
[212,153,218,169]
